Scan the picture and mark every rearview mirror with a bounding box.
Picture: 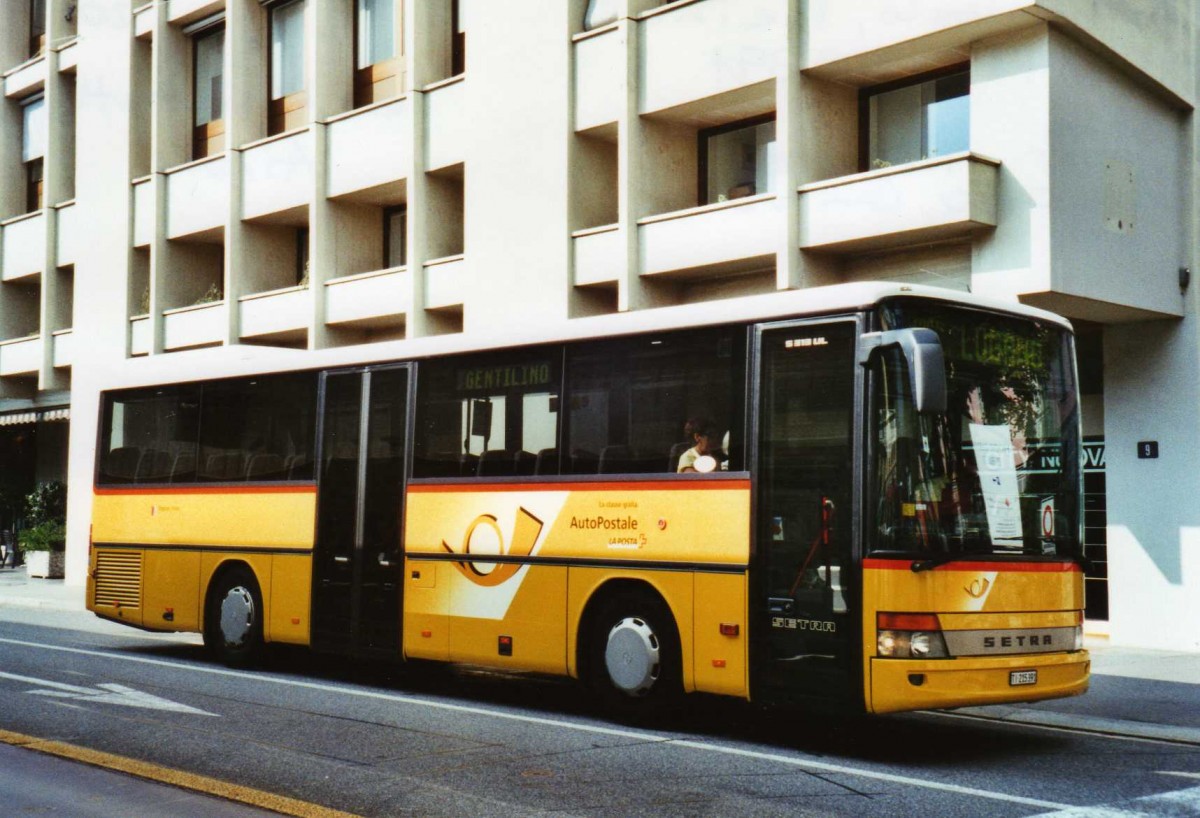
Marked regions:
[858,328,947,414]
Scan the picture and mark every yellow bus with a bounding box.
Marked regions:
[88,282,1089,715]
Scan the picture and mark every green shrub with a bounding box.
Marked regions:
[25,481,66,527]
[19,521,65,552]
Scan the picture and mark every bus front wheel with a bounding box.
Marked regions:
[587,591,682,718]
[204,566,264,667]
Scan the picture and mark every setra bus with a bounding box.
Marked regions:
[88,282,1088,715]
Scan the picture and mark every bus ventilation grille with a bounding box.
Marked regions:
[94,551,142,609]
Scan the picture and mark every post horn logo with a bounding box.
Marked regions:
[964,577,991,599]
[441,507,544,587]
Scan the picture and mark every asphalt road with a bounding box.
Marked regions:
[0,607,1198,817]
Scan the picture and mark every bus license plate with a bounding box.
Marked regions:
[1010,670,1037,686]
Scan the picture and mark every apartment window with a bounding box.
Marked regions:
[22,95,46,213]
[384,207,406,268]
[192,25,225,160]
[30,0,46,58]
[354,0,401,108]
[863,68,969,170]
[699,116,776,205]
[451,0,465,76]
[268,0,306,135]
[296,227,310,286]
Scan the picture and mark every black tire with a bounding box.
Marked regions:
[204,565,264,668]
[586,591,682,720]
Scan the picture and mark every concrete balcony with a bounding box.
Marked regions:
[242,129,313,223]
[132,177,153,248]
[574,27,621,133]
[425,77,466,173]
[640,195,777,278]
[0,336,41,377]
[425,256,466,310]
[55,202,77,266]
[640,0,782,117]
[573,225,620,286]
[166,0,224,25]
[165,156,227,242]
[327,98,410,203]
[325,268,410,328]
[799,153,999,254]
[163,302,224,351]
[134,3,154,39]
[51,329,72,368]
[57,39,80,73]
[130,316,151,356]
[1,212,45,281]
[239,286,312,340]
[3,56,46,99]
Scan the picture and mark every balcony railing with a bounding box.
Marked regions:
[130,316,151,356]
[325,267,410,327]
[0,336,41,377]
[132,177,153,248]
[639,194,777,278]
[1,212,45,282]
[425,77,467,172]
[573,225,620,286]
[327,97,411,201]
[425,255,466,310]
[574,26,620,133]
[3,55,46,99]
[51,329,72,368]
[165,155,227,241]
[163,302,225,351]
[799,152,999,253]
[55,201,77,266]
[239,286,312,339]
[242,129,313,222]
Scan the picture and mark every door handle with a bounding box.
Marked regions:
[334,555,350,564]
[768,597,794,615]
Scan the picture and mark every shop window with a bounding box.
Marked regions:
[21,95,45,213]
[699,116,776,206]
[863,67,969,171]
[413,347,561,477]
[30,0,46,58]
[354,0,402,107]
[564,327,746,475]
[268,0,307,135]
[192,23,225,160]
[384,206,406,269]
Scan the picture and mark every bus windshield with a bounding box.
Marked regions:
[871,298,1081,560]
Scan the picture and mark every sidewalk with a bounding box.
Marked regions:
[0,564,84,612]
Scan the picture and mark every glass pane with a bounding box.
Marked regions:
[197,373,318,482]
[194,28,225,126]
[271,0,306,99]
[924,73,970,159]
[22,97,46,163]
[705,121,776,205]
[357,0,396,69]
[873,299,1081,559]
[414,349,561,477]
[385,208,406,268]
[30,0,46,43]
[565,328,745,474]
[868,71,969,168]
[99,387,200,484]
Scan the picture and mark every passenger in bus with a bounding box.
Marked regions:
[677,417,723,473]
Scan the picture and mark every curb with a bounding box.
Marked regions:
[947,705,1200,746]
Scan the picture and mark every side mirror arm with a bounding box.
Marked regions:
[859,328,948,414]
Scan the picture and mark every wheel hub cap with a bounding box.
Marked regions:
[604,616,661,696]
[219,586,254,647]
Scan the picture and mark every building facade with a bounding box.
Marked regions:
[0,0,1196,650]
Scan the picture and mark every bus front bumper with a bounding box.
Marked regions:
[869,650,1090,714]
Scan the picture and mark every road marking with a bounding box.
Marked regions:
[926,709,1200,748]
[1027,784,1200,817]
[0,670,217,715]
[0,636,1081,811]
[0,728,359,818]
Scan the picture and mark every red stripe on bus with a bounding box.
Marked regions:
[94,484,316,497]
[407,479,751,494]
[862,558,1080,573]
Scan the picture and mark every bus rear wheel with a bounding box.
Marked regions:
[205,566,264,668]
[587,591,681,719]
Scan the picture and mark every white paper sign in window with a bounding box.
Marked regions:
[970,423,1023,548]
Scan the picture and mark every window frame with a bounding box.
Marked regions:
[697,113,777,206]
[352,0,402,109]
[858,62,970,173]
[191,21,226,161]
[267,0,307,136]
[451,0,465,77]
[21,94,46,214]
[30,0,46,59]
[383,206,407,270]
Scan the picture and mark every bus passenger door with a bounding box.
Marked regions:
[754,320,859,702]
[312,366,410,657]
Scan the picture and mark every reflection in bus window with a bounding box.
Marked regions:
[99,386,200,484]
[565,328,745,475]
[413,349,561,477]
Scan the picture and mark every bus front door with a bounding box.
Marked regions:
[312,366,410,657]
[755,320,859,704]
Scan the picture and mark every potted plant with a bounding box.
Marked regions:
[20,482,66,579]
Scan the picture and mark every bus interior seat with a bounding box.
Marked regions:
[202,451,245,481]
[667,441,692,472]
[477,449,516,477]
[135,449,173,482]
[170,451,197,482]
[514,450,537,476]
[534,448,558,475]
[457,452,479,476]
[246,453,287,480]
[105,446,142,481]
[598,445,633,474]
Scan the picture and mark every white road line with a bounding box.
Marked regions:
[0,636,1077,810]
[1027,785,1200,817]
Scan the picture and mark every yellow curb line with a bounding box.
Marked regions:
[0,728,359,818]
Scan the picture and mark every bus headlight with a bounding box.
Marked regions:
[877,613,949,658]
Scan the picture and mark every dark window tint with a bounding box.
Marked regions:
[99,386,201,484]
[197,373,318,482]
[414,348,561,477]
[565,328,746,474]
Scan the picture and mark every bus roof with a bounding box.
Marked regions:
[98,282,1074,392]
